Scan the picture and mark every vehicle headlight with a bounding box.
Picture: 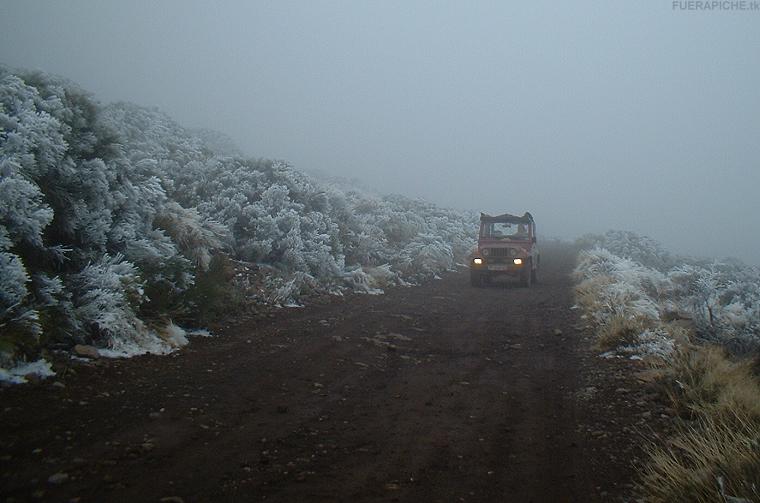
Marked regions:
[473,258,483,265]
[513,258,523,265]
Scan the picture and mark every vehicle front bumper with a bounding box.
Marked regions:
[471,258,526,276]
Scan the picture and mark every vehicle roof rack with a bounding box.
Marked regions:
[479,212,534,224]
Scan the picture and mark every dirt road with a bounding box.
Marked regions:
[1,246,664,502]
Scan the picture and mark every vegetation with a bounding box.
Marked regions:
[0,66,476,370]
[575,231,760,502]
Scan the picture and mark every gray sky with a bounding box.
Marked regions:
[1,1,758,263]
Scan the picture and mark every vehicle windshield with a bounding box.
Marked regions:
[481,222,530,240]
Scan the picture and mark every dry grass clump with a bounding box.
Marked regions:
[638,344,760,502]
[575,273,660,352]
[662,345,760,419]
[637,410,760,503]
[596,314,647,351]
[574,275,613,315]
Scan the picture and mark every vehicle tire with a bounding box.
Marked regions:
[470,271,482,287]
[531,267,538,284]
[521,261,532,288]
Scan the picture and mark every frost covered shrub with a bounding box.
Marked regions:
[70,254,144,344]
[343,264,400,294]
[153,202,228,271]
[0,67,221,362]
[103,99,476,291]
[577,230,674,272]
[574,232,760,503]
[1,65,477,369]
[396,234,454,279]
[669,263,760,354]
[575,233,760,357]
[574,247,666,330]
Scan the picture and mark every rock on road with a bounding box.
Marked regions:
[0,245,651,502]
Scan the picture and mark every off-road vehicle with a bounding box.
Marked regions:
[470,212,539,287]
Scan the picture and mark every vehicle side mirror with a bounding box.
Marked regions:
[532,237,536,243]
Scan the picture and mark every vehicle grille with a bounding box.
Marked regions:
[485,247,516,257]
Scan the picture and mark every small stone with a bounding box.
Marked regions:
[51,381,66,388]
[48,472,69,485]
[553,328,563,336]
[73,344,100,359]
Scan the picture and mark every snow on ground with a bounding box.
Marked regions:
[0,359,55,384]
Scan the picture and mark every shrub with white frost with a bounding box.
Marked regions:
[575,247,666,327]
[1,66,477,373]
[70,254,145,345]
[576,232,760,357]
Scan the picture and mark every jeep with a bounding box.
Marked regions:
[470,212,539,287]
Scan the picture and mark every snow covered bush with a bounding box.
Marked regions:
[574,247,668,352]
[576,231,760,357]
[575,232,760,503]
[1,65,477,373]
[577,230,674,272]
[70,254,145,344]
[669,263,760,354]
[0,67,220,364]
[101,100,477,303]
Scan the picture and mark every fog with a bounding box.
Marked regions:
[1,1,758,263]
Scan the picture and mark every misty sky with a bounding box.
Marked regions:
[1,1,758,263]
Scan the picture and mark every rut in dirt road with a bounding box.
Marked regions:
[0,246,637,503]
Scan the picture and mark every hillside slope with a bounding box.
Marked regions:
[0,67,476,374]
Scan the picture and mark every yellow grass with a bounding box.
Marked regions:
[639,345,760,502]
[637,410,760,503]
